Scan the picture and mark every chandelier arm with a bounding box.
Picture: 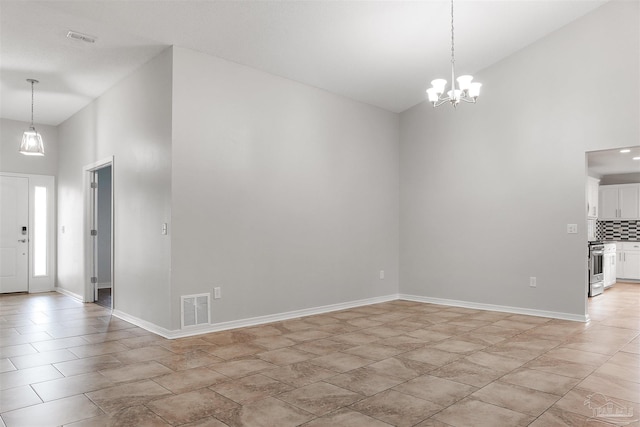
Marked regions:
[460,97,477,104]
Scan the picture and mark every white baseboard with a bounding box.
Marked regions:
[112,309,175,339]
[55,286,83,302]
[114,294,399,339]
[28,287,54,294]
[97,282,112,290]
[106,292,590,340]
[399,293,590,323]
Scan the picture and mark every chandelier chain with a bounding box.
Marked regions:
[450,0,455,66]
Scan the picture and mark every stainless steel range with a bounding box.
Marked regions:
[588,242,604,297]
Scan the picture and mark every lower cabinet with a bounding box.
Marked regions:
[616,242,640,280]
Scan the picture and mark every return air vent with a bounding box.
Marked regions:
[181,293,210,328]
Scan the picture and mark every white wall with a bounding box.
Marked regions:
[0,118,58,176]
[57,49,173,328]
[171,47,399,330]
[399,1,639,318]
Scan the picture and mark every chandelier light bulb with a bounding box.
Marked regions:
[426,88,440,103]
[456,75,473,91]
[431,79,447,95]
[469,82,482,98]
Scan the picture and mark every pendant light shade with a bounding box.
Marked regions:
[19,79,44,156]
[20,127,45,156]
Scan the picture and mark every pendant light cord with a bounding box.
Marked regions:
[30,80,35,128]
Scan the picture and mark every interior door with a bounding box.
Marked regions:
[0,176,29,293]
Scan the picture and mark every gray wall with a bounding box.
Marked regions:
[57,49,173,328]
[0,118,58,176]
[171,47,399,330]
[399,1,639,317]
[96,166,112,285]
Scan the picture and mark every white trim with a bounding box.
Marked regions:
[83,157,114,305]
[97,282,112,289]
[115,294,399,339]
[112,292,590,339]
[55,286,83,302]
[112,309,174,338]
[399,293,590,323]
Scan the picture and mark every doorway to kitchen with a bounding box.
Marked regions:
[585,146,640,317]
[84,158,114,309]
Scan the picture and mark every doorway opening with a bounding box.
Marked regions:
[585,146,640,318]
[84,158,114,309]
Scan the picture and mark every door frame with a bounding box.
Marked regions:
[83,157,115,306]
[0,172,56,293]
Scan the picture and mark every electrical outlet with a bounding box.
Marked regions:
[529,277,537,288]
[161,223,168,235]
[213,287,221,299]
[379,270,385,280]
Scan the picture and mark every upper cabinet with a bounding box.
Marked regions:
[599,184,640,220]
[587,177,600,219]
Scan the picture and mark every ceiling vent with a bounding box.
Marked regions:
[66,30,97,44]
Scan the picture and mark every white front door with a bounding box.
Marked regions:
[0,176,29,293]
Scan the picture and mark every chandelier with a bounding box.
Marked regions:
[426,0,482,108]
[19,79,45,156]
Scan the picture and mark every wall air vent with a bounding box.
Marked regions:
[66,30,97,44]
[181,293,210,328]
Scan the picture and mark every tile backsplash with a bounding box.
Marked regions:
[597,220,639,241]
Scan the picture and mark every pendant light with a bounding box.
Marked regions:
[426,0,482,108]
[19,79,45,156]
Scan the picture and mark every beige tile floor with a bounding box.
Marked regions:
[0,282,638,427]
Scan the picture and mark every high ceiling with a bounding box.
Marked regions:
[1,0,608,126]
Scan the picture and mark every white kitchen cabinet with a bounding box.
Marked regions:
[587,177,600,219]
[599,184,640,220]
[616,242,640,280]
[603,243,617,288]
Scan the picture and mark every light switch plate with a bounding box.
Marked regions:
[567,224,578,234]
